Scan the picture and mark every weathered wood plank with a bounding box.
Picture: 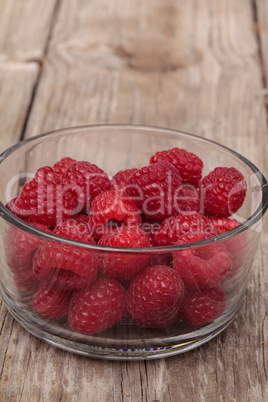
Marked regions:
[0,62,39,152]
[255,0,268,83]
[0,0,59,152]
[0,0,268,401]
[255,0,268,125]
[0,0,58,61]
[25,0,266,166]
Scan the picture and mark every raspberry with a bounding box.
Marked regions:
[140,220,161,246]
[5,222,52,270]
[154,212,214,246]
[209,217,241,234]
[53,214,95,243]
[53,157,77,176]
[178,285,226,326]
[208,217,246,278]
[139,220,172,266]
[127,265,185,328]
[68,279,127,334]
[13,270,39,292]
[32,283,72,318]
[203,217,246,278]
[175,186,200,213]
[4,222,52,291]
[125,161,182,220]
[200,167,247,217]
[12,167,60,226]
[32,241,98,289]
[62,161,111,213]
[98,226,151,280]
[5,197,31,222]
[111,168,138,190]
[43,269,92,290]
[150,147,203,185]
[173,233,232,287]
[88,190,141,239]
[13,167,79,227]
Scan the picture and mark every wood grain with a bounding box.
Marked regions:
[0,0,268,401]
[0,62,39,152]
[0,0,58,62]
[0,0,60,153]
[255,0,268,126]
[255,0,268,83]
[0,0,60,151]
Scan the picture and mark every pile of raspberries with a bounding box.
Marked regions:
[4,146,247,334]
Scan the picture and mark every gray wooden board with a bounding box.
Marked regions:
[0,0,268,400]
[0,62,39,153]
[0,0,58,62]
[256,0,268,85]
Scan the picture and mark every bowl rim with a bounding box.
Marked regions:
[0,123,267,253]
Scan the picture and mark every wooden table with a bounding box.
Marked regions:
[0,1,267,400]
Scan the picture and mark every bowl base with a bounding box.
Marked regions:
[4,296,242,360]
[37,322,233,360]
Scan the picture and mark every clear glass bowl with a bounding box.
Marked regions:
[0,125,267,360]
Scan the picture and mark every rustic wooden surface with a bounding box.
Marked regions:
[256,0,268,121]
[0,0,58,152]
[0,0,268,400]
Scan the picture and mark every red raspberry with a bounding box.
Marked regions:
[111,168,138,190]
[88,190,141,239]
[13,269,39,292]
[62,161,111,213]
[127,265,185,328]
[53,157,77,176]
[150,147,203,185]
[4,222,52,291]
[13,167,79,227]
[209,217,241,234]
[140,220,161,246]
[125,161,182,220]
[173,233,232,287]
[32,283,73,318]
[42,269,92,290]
[205,217,247,279]
[208,217,246,278]
[175,186,200,213]
[154,212,214,246]
[178,285,226,326]
[139,220,172,266]
[5,222,52,270]
[200,167,247,217]
[32,241,98,289]
[98,226,151,280]
[68,279,127,334]
[5,197,31,222]
[226,231,252,279]
[12,167,60,226]
[53,214,95,243]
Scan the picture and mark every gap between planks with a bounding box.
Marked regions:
[252,0,268,123]
[19,0,63,142]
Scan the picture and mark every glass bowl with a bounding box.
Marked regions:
[0,125,267,360]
